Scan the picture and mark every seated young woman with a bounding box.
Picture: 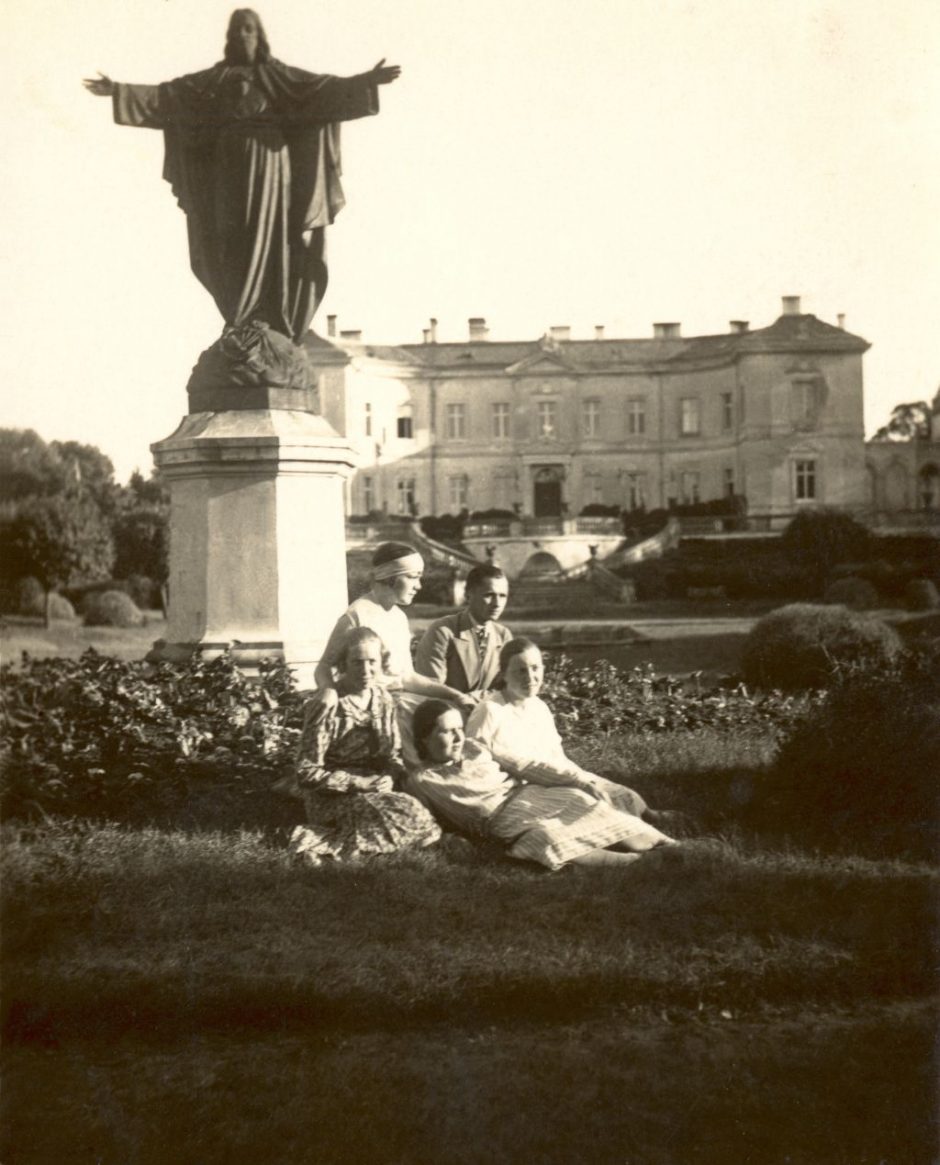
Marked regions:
[465,638,675,828]
[406,699,676,870]
[290,627,442,864]
[313,541,476,713]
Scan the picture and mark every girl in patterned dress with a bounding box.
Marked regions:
[290,628,441,865]
[406,700,676,871]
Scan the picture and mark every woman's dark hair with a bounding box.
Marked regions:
[498,636,541,676]
[412,699,456,760]
[372,541,420,567]
[337,626,389,675]
[224,9,271,63]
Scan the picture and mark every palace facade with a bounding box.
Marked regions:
[306,296,871,527]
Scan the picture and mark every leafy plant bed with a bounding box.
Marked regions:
[1,649,818,824]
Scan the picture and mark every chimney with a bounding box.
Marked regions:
[653,322,681,339]
[340,329,362,342]
[781,295,802,316]
[550,325,571,342]
[729,320,750,334]
[429,317,438,343]
[422,328,431,344]
[468,317,488,341]
[327,314,337,338]
[594,325,605,340]
[837,313,846,330]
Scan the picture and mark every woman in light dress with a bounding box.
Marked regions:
[466,638,677,830]
[406,698,676,871]
[313,542,475,759]
[290,627,441,865]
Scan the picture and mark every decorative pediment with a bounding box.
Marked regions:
[505,347,576,375]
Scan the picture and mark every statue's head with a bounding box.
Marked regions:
[225,9,271,64]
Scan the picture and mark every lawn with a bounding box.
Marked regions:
[3,723,937,1164]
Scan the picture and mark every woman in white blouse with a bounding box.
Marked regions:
[466,638,677,829]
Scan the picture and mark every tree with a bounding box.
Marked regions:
[0,428,67,502]
[112,506,168,586]
[49,440,116,510]
[871,401,930,442]
[6,495,115,624]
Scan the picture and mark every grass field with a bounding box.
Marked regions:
[3,724,937,1164]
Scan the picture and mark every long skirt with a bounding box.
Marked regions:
[291,789,441,865]
[486,786,670,871]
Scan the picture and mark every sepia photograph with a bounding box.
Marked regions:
[2,1,938,1161]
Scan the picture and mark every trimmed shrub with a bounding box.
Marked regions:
[11,577,76,621]
[905,579,939,611]
[47,593,77,621]
[823,577,880,611]
[14,576,45,615]
[82,590,145,628]
[741,603,903,690]
[751,658,940,859]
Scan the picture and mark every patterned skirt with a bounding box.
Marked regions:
[291,790,441,865]
[486,786,670,871]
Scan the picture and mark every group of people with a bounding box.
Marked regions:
[286,541,680,871]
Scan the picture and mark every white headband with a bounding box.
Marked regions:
[373,552,423,581]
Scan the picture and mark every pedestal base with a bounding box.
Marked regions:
[150,409,356,689]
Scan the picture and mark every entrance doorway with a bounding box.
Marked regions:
[533,466,564,517]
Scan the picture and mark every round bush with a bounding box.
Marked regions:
[752,661,940,859]
[905,578,939,611]
[741,603,903,690]
[823,576,880,610]
[82,590,145,628]
[14,576,45,615]
[12,578,77,621]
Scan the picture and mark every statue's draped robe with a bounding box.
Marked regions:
[113,60,379,342]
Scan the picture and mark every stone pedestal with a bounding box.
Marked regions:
[149,408,355,688]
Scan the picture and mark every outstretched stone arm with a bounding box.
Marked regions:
[83,72,114,96]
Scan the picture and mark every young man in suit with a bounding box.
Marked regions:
[414,564,512,703]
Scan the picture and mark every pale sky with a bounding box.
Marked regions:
[2,0,938,481]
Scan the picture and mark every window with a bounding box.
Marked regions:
[723,467,735,497]
[362,476,374,513]
[396,414,413,439]
[583,398,600,438]
[396,478,416,515]
[448,475,469,511]
[364,402,373,438]
[680,471,700,504]
[626,398,646,436]
[492,402,511,439]
[794,460,816,501]
[625,472,646,510]
[584,471,603,504]
[537,400,557,438]
[680,398,700,436]
[446,403,466,440]
[721,392,734,431]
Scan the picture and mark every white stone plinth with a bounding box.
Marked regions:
[149,410,355,688]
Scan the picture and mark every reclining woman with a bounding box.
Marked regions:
[466,638,677,830]
[290,627,442,864]
[407,699,675,870]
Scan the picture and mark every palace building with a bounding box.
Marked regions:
[306,296,871,527]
